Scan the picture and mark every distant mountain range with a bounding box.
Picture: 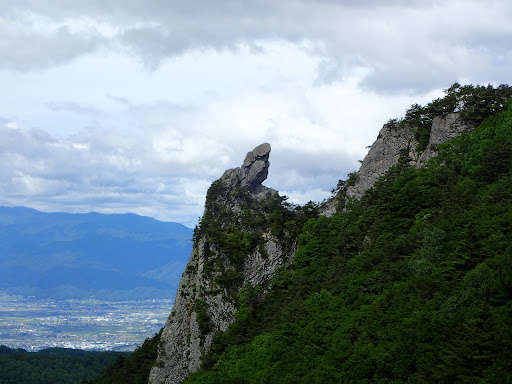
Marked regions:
[0,207,193,300]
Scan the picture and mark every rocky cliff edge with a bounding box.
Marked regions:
[150,115,475,383]
[321,113,474,216]
[149,143,295,384]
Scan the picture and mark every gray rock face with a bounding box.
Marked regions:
[345,122,419,201]
[323,113,473,210]
[149,143,294,384]
[242,232,295,286]
[416,113,474,167]
[148,238,238,384]
[220,143,271,192]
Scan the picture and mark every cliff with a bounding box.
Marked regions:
[148,84,512,383]
[346,112,474,199]
[155,88,512,383]
[149,144,297,384]
[150,116,475,384]
[321,112,474,216]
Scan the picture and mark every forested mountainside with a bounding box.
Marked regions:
[89,83,512,383]
[0,208,192,300]
[183,91,512,383]
[0,345,128,384]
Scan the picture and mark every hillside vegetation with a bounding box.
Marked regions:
[183,89,512,383]
[0,346,128,384]
[83,331,161,384]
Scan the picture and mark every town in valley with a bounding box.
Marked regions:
[0,293,171,352]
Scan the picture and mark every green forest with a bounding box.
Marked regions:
[0,345,128,384]
[181,86,512,383]
[84,330,161,384]
[0,330,160,384]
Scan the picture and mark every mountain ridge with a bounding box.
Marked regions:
[85,83,512,383]
[0,206,193,300]
[149,142,302,384]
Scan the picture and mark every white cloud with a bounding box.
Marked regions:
[0,13,101,70]
[1,0,510,89]
[0,0,510,226]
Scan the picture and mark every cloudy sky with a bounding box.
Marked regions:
[1,0,511,227]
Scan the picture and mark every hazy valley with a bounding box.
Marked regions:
[0,207,193,352]
[0,294,170,352]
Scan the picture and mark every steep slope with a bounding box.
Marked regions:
[181,96,512,383]
[0,207,192,300]
[323,83,512,215]
[345,112,474,201]
[144,84,512,384]
[149,144,312,384]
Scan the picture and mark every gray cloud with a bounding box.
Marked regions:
[46,101,107,116]
[0,120,208,225]
[1,0,510,91]
[0,107,359,226]
[266,148,358,203]
[0,17,101,71]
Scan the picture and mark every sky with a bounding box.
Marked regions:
[1,0,511,227]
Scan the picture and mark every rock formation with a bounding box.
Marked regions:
[150,115,476,383]
[149,143,295,384]
[415,113,474,167]
[344,120,419,201]
[321,113,474,216]
[220,142,271,193]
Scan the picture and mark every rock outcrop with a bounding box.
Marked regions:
[150,114,476,383]
[345,121,419,201]
[321,113,474,215]
[149,143,295,384]
[220,142,271,193]
[415,113,474,167]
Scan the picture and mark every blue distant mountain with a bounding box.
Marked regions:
[0,207,193,300]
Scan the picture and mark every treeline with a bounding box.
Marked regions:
[183,94,512,382]
[0,330,162,384]
[0,345,129,384]
[391,83,512,151]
